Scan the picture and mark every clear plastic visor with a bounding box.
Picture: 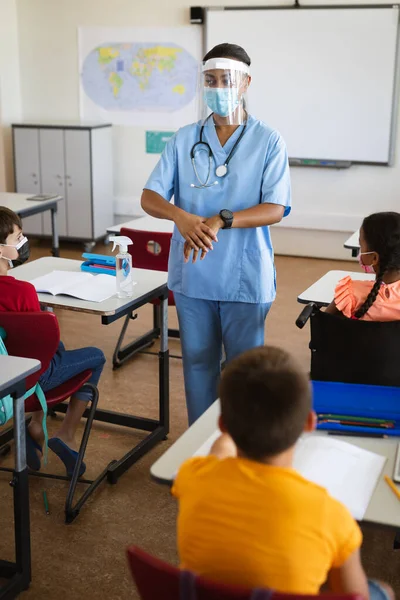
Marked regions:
[198,58,250,126]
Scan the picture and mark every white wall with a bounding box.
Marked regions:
[14,0,400,258]
[0,0,22,190]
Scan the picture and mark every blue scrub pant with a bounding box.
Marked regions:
[174,292,272,425]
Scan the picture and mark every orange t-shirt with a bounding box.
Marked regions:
[172,456,362,594]
[335,276,400,321]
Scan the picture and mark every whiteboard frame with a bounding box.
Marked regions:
[204,5,400,167]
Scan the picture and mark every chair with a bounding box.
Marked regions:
[0,311,101,523]
[127,545,363,600]
[296,304,400,386]
[112,227,180,368]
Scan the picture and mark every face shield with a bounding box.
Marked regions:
[198,58,250,126]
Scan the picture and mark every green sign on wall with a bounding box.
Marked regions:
[146,131,175,154]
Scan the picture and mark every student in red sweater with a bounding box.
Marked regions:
[0,207,105,477]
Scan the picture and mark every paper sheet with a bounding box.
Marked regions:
[192,432,386,520]
[30,270,120,303]
[293,436,386,520]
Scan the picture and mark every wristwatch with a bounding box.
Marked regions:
[219,209,234,229]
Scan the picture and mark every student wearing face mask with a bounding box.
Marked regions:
[0,207,105,476]
[141,43,291,424]
[326,212,400,320]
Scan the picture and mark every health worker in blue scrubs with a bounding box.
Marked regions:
[141,43,292,424]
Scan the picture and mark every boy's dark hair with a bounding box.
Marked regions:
[0,207,22,245]
[355,212,400,319]
[203,43,251,66]
[219,346,311,460]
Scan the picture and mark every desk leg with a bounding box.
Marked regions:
[13,391,31,590]
[159,296,170,435]
[106,293,170,483]
[50,207,59,257]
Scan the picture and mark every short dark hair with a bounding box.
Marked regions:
[219,346,311,460]
[203,43,251,66]
[355,211,400,319]
[0,207,22,245]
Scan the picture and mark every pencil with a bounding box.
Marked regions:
[318,414,393,425]
[42,490,50,515]
[328,431,388,439]
[384,476,400,502]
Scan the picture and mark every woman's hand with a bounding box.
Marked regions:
[183,215,224,263]
[174,211,217,254]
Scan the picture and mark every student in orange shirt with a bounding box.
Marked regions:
[326,212,400,321]
[172,346,393,600]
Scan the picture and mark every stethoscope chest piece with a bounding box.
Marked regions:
[215,164,228,178]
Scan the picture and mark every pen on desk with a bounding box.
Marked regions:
[384,476,400,502]
[328,431,388,439]
[318,414,393,424]
[320,419,393,429]
[42,490,50,515]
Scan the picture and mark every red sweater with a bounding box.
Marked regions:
[0,276,41,312]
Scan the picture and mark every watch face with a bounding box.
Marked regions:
[221,210,233,220]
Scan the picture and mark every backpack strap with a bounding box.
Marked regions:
[0,327,48,464]
[179,570,197,600]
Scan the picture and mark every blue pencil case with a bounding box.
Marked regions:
[81,253,116,276]
[312,380,400,436]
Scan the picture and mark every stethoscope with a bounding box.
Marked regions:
[190,114,248,189]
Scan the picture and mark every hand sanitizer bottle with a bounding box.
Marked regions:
[109,236,133,298]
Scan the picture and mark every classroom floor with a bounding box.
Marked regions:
[1,237,399,599]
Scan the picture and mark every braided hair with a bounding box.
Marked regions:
[354,212,400,319]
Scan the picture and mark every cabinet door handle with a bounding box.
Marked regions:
[31,173,37,177]
[56,174,62,179]
[65,175,71,179]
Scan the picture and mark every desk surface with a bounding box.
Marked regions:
[0,356,41,396]
[344,230,360,251]
[107,216,175,235]
[12,257,168,316]
[0,192,62,215]
[150,400,400,529]
[298,270,374,306]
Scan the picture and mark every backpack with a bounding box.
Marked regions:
[0,327,48,462]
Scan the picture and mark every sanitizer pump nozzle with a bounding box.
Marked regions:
[109,236,133,298]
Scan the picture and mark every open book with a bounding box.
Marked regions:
[192,433,386,520]
[29,270,120,303]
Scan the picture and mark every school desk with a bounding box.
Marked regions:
[150,398,400,530]
[344,230,360,257]
[0,192,62,257]
[0,355,41,600]
[12,256,169,483]
[297,270,374,307]
[107,215,175,236]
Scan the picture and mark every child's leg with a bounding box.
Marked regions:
[38,344,105,445]
[54,396,87,449]
[368,580,395,600]
[28,409,45,451]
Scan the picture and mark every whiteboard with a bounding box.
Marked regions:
[206,7,400,164]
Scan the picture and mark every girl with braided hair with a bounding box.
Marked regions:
[326,212,400,321]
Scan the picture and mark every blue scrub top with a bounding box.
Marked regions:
[144,114,291,304]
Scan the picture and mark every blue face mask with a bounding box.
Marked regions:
[204,88,240,117]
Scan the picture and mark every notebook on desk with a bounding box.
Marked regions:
[191,433,386,520]
[29,270,120,303]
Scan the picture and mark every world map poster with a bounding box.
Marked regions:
[79,27,202,127]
